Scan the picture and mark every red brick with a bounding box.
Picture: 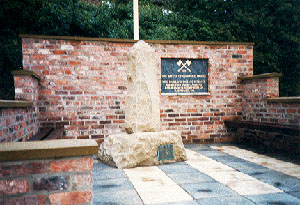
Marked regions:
[0,179,29,195]
[186,109,197,112]
[175,118,186,122]
[4,195,46,205]
[69,61,81,66]
[287,109,296,114]
[50,157,93,172]
[49,191,92,205]
[53,50,66,54]
[65,69,72,75]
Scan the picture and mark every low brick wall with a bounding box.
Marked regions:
[0,139,98,204]
[0,70,40,143]
[241,73,300,125]
[228,73,300,153]
[20,34,254,143]
[0,101,38,142]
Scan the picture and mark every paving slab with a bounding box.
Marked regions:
[245,193,300,204]
[288,191,300,199]
[223,178,282,195]
[211,145,300,178]
[246,170,300,192]
[166,171,215,184]
[93,177,134,191]
[93,168,127,179]
[194,150,228,157]
[223,161,270,173]
[181,182,238,199]
[93,189,143,204]
[124,166,192,204]
[196,196,255,205]
[207,170,256,183]
[158,162,199,174]
[152,201,198,205]
[209,155,248,163]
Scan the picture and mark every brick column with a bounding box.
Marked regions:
[240,73,282,122]
[12,70,40,102]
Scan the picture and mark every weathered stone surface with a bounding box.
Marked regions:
[98,130,187,169]
[125,40,160,133]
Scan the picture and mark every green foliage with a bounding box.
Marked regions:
[169,0,300,96]
[0,0,299,98]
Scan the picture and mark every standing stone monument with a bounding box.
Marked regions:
[98,41,187,169]
[125,40,160,133]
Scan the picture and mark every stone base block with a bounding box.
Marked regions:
[98,130,187,169]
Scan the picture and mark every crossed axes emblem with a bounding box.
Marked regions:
[177,60,192,72]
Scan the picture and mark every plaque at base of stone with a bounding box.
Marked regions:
[158,144,175,161]
[161,58,208,95]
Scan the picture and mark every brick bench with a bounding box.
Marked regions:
[224,120,300,154]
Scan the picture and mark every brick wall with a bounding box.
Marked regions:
[0,71,39,142]
[0,157,93,204]
[21,35,254,143]
[0,106,37,142]
[0,140,97,204]
[241,74,300,125]
[234,74,300,153]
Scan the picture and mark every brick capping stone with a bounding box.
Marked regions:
[11,70,41,81]
[267,97,300,103]
[19,34,255,46]
[0,139,98,161]
[0,100,33,108]
[238,72,282,81]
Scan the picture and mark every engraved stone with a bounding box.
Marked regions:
[125,40,160,133]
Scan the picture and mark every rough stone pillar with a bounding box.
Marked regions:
[125,41,160,133]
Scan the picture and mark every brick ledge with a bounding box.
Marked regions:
[11,70,41,81]
[0,139,98,161]
[239,73,282,81]
[20,34,255,46]
[267,97,300,103]
[0,100,33,108]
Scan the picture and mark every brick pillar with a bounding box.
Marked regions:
[12,70,40,102]
[11,70,41,140]
[240,73,282,122]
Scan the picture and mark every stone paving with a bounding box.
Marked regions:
[92,144,300,204]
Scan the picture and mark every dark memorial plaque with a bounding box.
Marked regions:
[158,144,175,161]
[161,58,208,95]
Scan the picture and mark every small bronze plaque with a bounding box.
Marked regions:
[158,144,175,161]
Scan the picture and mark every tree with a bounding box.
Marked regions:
[0,0,299,99]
